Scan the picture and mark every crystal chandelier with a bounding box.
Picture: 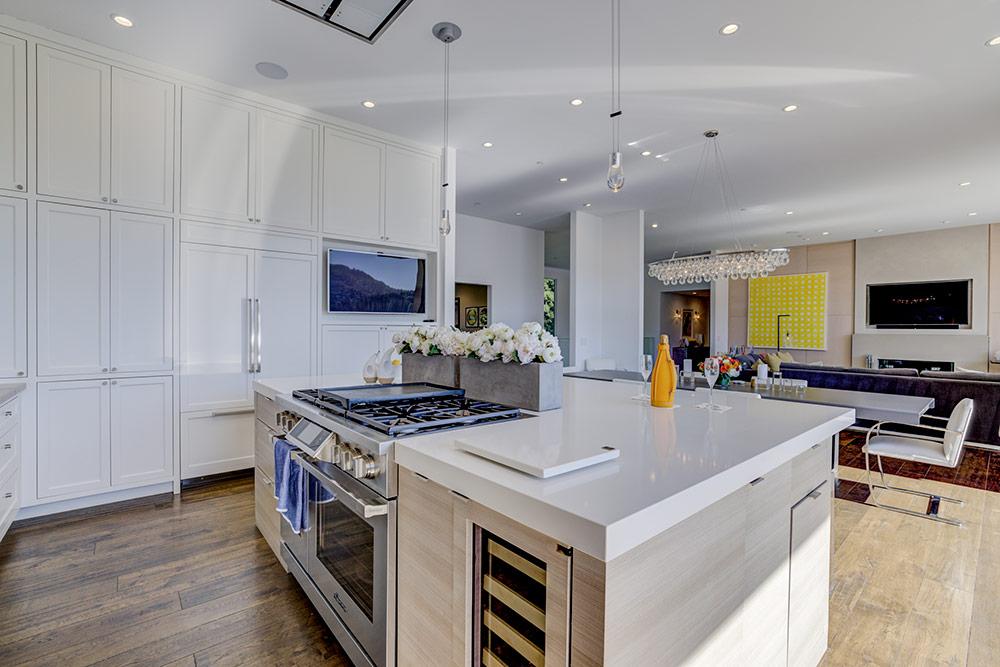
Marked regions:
[648,248,790,285]
[648,130,790,284]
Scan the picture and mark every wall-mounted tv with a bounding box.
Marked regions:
[867,279,971,329]
[327,248,426,314]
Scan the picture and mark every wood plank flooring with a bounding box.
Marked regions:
[0,474,349,667]
[3,462,999,665]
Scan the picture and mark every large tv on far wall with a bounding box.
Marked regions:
[327,248,426,314]
[867,279,971,329]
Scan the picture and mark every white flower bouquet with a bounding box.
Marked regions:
[395,322,562,365]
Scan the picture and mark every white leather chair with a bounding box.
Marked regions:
[863,398,974,526]
[585,358,616,371]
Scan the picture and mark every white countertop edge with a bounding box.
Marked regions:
[397,409,855,562]
[0,382,27,407]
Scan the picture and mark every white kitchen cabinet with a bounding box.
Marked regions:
[788,480,832,667]
[0,196,26,378]
[254,251,316,378]
[37,379,111,498]
[111,68,175,211]
[180,410,254,479]
[110,212,173,373]
[384,146,438,248]
[38,204,173,377]
[36,203,110,377]
[321,325,381,376]
[257,111,319,232]
[36,46,111,203]
[0,33,26,194]
[111,376,173,486]
[180,243,255,412]
[181,89,254,222]
[322,128,383,242]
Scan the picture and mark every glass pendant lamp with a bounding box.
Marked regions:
[607,0,624,193]
[434,22,461,235]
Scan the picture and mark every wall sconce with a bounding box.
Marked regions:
[693,311,701,320]
[673,309,681,320]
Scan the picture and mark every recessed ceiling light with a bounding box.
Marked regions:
[641,150,652,156]
[942,220,951,225]
[785,210,794,215]
[720,23,740,36]
[876,228,884,233]
[627,141,639,147]
[482,142,493,148]
[559,177,568,182]
[570,98,584,106]
[111,14,133,27]
[584,203,592,207]
[361,100,376,109]
[255,62,288,80]
[969,212,978,216]
[987,35,1000,47]
[783,104,798,113]
[654,154,665,159]
[821,231,830,236]
[959,181,971,187]
[651,224,659,228]
[515,212,523,216]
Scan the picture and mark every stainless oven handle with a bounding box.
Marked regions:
[292,452,388,520]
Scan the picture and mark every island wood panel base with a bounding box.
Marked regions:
[398,436,835,667]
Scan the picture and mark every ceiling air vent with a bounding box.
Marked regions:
[272,0,414,44]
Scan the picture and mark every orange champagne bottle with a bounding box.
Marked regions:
[650,334,678,408]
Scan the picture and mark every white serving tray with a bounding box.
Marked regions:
[455,434,620,479]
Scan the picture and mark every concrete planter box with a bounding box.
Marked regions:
[459,357,563,412]
[401,353,460,388]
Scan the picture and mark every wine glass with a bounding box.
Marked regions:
[633,354,654,401]
[703,357,720,409]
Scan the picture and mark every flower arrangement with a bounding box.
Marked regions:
[394,322,562,365]
[698,355,742,387]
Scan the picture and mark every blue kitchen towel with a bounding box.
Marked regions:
[273,438,293,507]
[273,438,334,534]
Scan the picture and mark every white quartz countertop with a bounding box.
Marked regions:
[396,377,854,561]
[0,382,26,406]
[253,374,364,400]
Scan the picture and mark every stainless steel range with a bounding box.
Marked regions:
[272,383,522,667]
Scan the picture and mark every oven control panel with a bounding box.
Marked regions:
[334,443,380,479]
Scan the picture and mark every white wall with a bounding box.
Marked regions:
[601,211,645,370]
[456,214,544,327]
[570,210,604,368]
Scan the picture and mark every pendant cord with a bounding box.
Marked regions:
[442,41,450,188]
[610,0,621,152]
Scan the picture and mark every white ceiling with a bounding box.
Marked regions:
[4,0,999,260]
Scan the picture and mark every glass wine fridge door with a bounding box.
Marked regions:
[296,456,393,667]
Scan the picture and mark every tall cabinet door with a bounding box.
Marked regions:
[257,111,319,231]
[255,251,316,379]
[111,68,175,211]
[180,243,254,411]
[111,376,173,486]
[37,379,111,498]
[180,89,254,222]
[0,196,26,379]
[37,203,111,376]
[36,46,111,203]
[322,128,383,241]
[788,480,832,667]
[110,212,173,373]
[0,33,26,193]
[384,146,438,248]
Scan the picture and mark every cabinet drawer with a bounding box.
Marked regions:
[0,396,19,435]
[254,418,277,481]
[254,467,281,559]
[0,464,18,541]
[792,438,832,502]
[0,419,19,483]
[180,411,254,480]
[254,392,280,432]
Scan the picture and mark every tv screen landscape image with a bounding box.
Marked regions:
[327,249,426,314]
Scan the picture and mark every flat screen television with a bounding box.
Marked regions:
[327,248,426,314]
[866,280,971,328]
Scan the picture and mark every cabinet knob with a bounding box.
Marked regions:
[16,371,24,377]
[15,184,23,190]
[102,197,108,202]
[111,380,118,385]
[3,411,11,417]
[2,444,11,450]
[102,368,108,372]
[111,367,117,372]
[255,218,261,223]
[248,217,253,222]
[112,198,118,203]
[3,492,11,499]
[102,381,108,386]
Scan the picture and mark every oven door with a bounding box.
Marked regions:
[294,454,394,667]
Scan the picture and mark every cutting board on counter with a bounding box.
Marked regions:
[455,433,620,478]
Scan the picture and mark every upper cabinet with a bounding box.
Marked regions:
[37,46,175,210]
[385,146,439,249]
[257,111,319,232]
[111,68,175,211]
[181,89,254,222]
[323,130,439,250]
[0,196,26,379]
[36,46,110,203]
[181,89,319,232]
[0,33,26,194]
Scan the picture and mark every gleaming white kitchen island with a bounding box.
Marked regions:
[394,377,854,667]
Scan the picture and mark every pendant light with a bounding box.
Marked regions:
[433,22,462,236]
[607,0,624,192]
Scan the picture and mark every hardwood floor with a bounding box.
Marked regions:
[0,474,349,667]
[3,462,999,666]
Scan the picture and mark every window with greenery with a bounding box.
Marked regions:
[543,278,557,335]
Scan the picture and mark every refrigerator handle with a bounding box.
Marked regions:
[248,298,256,374]
[255,298,262,373]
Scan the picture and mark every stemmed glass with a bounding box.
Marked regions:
[703,357,721,410]
[632,354,653,401]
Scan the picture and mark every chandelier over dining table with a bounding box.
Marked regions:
[648,248,790,285]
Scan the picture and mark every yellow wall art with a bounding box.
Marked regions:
[747,272,828,350]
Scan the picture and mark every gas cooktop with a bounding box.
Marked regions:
[291,383,522,437]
